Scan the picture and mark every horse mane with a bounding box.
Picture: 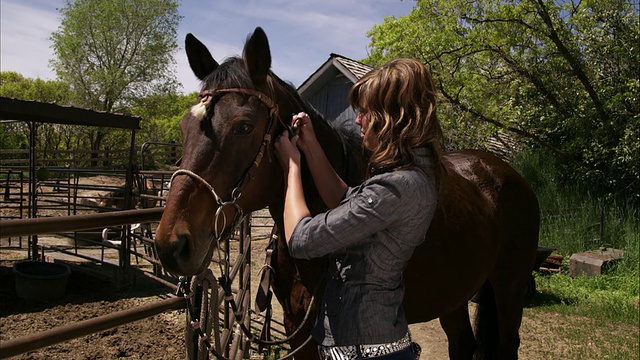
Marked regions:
[202,56,254,90]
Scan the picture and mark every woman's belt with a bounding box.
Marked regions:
[318,332,412,360]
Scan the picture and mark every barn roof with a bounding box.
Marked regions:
[297,54,373,99]
[0,97,141,129]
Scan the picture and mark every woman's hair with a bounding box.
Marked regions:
[348,58,443,176]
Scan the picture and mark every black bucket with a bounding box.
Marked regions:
[13,261,71,301]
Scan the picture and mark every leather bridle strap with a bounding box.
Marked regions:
[201,87,288,182]
[172,87,283,202]
[168,87,282,239]
[199,87,279,120]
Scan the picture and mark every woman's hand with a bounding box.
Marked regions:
[274,132,301,174]
[291,112,318,154]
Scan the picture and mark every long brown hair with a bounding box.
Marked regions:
[349,58,443,176]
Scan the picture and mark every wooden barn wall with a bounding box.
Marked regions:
[307,75,360,138]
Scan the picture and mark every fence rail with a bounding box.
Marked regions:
[1,143,182,169]
[0,296,186,359]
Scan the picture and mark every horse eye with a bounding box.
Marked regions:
[233,122,254,135]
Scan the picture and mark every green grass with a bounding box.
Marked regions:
[531,270,638,325]
[511,149,639,357]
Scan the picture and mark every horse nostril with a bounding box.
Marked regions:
[173,232,191,260]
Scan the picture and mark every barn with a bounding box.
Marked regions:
[297,53,372,138]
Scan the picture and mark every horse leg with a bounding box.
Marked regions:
[489,268,530,359]
[471,281,499,360]
[439,304,476,360]
[281,293,319,360]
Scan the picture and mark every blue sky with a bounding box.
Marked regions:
[1,0,415,92]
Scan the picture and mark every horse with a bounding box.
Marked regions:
[155,27,540,359]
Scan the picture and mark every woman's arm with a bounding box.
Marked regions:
[274,133,310,243]
[282,157,310,243]
[293,113,348,208]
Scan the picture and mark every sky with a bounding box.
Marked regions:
[1,0,415,93]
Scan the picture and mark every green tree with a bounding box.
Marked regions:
[50,0,182,163]
[1,71,74,104]
[366,0,639,202]
[129,91,197,145]
[0,72,76,157]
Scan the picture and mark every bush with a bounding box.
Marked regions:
[512,148,639,324]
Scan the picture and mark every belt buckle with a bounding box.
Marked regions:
[359,332,412,358]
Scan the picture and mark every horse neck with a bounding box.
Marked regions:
[268,77,349,199]
[313,115,346,176]
[266,88,365,291]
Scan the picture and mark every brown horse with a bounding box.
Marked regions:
[155,27,540,360]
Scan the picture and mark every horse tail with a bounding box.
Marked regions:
[473,281,499,360]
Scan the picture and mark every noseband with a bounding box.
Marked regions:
[170,87,290,240]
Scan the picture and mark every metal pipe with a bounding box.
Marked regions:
[0,207,163,238]
[28,121,38,260]
[0,296,185,359]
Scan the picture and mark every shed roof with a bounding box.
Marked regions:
[0,97,141,130]
[297,54,373,99]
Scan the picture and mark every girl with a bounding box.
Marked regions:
[275,58,443,360]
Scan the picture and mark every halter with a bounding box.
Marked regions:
[170,87,289,240]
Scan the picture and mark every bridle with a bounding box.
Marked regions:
[169,86,318,358]
[169,87,292,240]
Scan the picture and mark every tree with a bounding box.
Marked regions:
[365,0,639,202]
[129,91,197,145]
[0,72,76,157]
[0,71,74,104]
[50,0,182,164]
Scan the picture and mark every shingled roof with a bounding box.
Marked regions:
[297,53,373,99]
[331,53,373,80]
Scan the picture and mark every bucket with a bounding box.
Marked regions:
[13,261,71,301]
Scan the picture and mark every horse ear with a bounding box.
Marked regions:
[243,27,272,86]
[185,33,219,80]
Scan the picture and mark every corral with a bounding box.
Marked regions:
[0,97,274,359]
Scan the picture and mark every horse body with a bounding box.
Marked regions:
[155,27,539,359]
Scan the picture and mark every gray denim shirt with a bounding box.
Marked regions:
[288,149,438,346]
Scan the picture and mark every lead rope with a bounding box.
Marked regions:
[169,171,317,358]
[178,273,227,360]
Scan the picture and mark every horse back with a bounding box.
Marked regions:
[403,149,540,322]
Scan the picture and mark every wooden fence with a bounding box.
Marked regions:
[1,142,181,170]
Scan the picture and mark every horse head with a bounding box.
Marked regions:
[156,27,302,276]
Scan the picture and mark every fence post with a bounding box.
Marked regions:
[170,141,177,165]
[103,147,110,168]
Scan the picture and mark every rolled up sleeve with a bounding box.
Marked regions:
[287,174,415,260]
